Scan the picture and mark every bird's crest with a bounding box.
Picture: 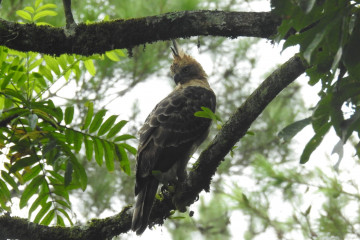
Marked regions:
[170,40,207,78]
[171,39,185,59]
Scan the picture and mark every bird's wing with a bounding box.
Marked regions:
[136,86,216,180]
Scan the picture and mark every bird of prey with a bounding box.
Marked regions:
[131,40,216,235]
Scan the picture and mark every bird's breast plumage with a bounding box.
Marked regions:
[135,84,216,187]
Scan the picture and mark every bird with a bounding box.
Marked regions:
[131,40,216,235]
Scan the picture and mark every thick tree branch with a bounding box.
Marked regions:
[0,11,280,56]
[0,54,308,240]
[0,207,132,240]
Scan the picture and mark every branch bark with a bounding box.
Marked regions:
[0,54,308,240]
[0,11,280,56]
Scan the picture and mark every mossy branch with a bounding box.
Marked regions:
[0,11,280,56]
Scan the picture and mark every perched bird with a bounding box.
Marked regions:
[131,40,216,235]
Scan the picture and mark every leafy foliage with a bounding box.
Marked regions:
[0,1,134,226]
[272,0,360,163]
[16,0,57,25]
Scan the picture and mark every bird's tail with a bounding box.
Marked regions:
[131,177,159,235]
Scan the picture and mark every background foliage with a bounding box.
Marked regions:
[1,0,360,239]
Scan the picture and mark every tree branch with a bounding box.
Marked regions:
[0,54,308,240]
[0,207,132,240]
[0,11,280,56]
[62,0,76,28]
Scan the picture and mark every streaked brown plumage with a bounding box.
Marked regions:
[131,40,216,235]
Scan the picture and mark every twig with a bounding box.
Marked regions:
[62,0,76,29]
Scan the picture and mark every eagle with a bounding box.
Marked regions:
[131,40,216,235]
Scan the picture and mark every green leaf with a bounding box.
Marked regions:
[105,51,120,61]
[1,170,18,191]
[306,66,324,86]
[84,59,96,76]
[1,72,14,90]
[194,107,221,122]
[29,192,48,218]
[34,201,51,223]
[303,31,327,63]
[0,179,10,200]
[39,65,53,82]
[331,47,342,71]
[64,161,73,187]
[278,117,312,141]
[29,58,43,71]
[0,196,10,211]
[300,122,332,164]
[48,171,64,184]
[93,138,104,166]
[84,136,93,161]
[42,139,57,156]
[114,134,136,142]
[2,88,28,102]
[57,215,65,227]
[24,6,35,14]
[73,131,83,153]
[0,96,4,110]
[0,108,28,126]
[343,14,360,81]
[194,110,211,119]
[115,144,131,175]
[65,128,74,145]
[82,101,94,130]
[23,164,42,182]
[35,0,43,9]
[41,209,55,225]
[98,115,118,136]
[16,10,32,21]
[59,142,87,191]
[64,106,74,125]
[120,143,137,155]
[106,120,128,138]
[9,156,38,173]
[33,108,59,129]
[69,156,87,191]
[57,55,68,71]
[56,199,71,210]
[36,3,57,12]
[57,207,73,225]
[89,109,107,133]
[33,10,57,21]
[103,141,115,172]
[63,68,71,81]
[20,175,45,209]
[44,55,60,75]
[343,112,360,143]
[246,131,255,136]
[52,185,69,202]
[115,49,126,57]
[312,94,331,133]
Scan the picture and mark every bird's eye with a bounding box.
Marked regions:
[182,66,191,73]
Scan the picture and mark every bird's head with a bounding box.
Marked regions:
[170,40,207,85]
